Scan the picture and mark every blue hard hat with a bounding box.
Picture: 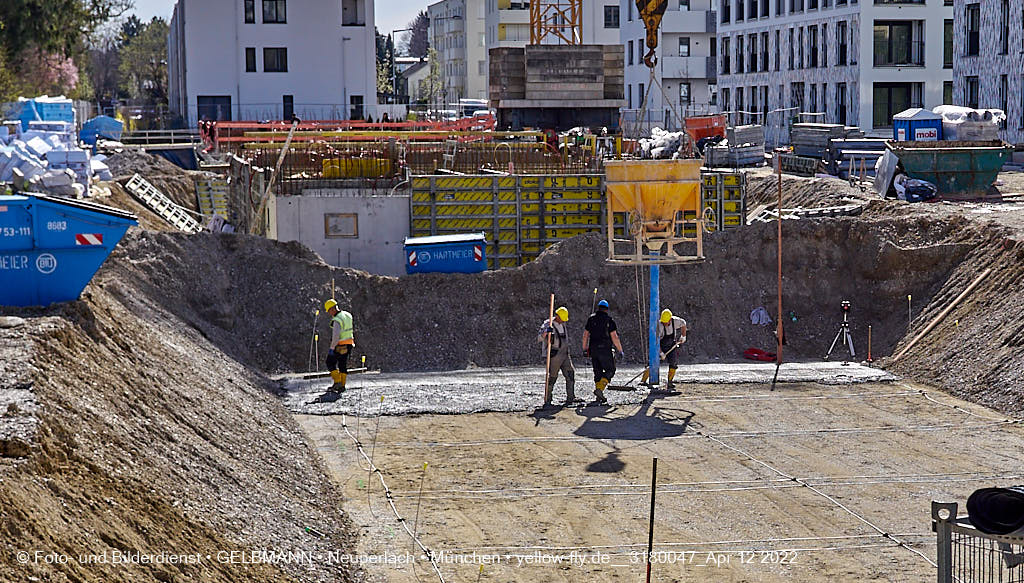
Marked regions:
[597,299,609,309]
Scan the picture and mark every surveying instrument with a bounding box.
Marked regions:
[824,300,856,365]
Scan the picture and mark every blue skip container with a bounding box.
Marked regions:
[0,194,137,306]
[404,233,487,274]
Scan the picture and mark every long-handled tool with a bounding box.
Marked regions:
[542,293,555,406]
[607,339,685,391]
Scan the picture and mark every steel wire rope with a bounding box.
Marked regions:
[341,414,447,583]
[695,428,939,567]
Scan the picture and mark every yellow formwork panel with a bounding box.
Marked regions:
[323,158,392,178]
[519,190,602,201]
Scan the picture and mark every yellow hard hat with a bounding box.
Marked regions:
[555,306,569,322]
[324,298,338,312]
[660,309,672,323]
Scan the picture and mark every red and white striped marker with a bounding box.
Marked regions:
[408,251,417,267]
[75,233,104,246]
[473,245,482,261]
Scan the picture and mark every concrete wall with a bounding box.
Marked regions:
[168,0,377,125]
[273,192,410,276]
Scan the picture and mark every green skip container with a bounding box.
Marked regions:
[886,140,1013,197]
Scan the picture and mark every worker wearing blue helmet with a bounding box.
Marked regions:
[582,299,625,404]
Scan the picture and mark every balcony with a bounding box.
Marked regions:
[662,55,709,79]
[662,10,712,33]
[873,40,924,67]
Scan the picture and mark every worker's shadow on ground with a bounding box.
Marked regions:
[571,394,696,442]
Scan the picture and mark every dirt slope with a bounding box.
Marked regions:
[0,286,360,582]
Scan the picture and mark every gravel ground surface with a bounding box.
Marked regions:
[301,378,1024,582]
[282,363,896,417]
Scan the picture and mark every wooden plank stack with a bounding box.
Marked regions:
[790,123,865,158]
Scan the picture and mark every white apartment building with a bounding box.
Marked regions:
[953,0,1024,143]
[621,0,719,130]
[484,0,622,49]
[168,0,377,125]
[429,0,489,103]
[716,0,952,141]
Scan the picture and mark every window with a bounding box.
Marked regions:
[263,47,287,72]
[197,96,232,121]
[262,0,286,23]
[943,20,953,68]
[761,31,769,70]
[711,37,717,57]
[809,25,818,67]
[873,82,921,127]
[709,83,718,105]
[965,4,980,56]
[943,81,953,105]
[873,21,921,67]
[736,36,744,73]
[748,0,757,20]
[282,95,293,120]
[245,47,256,72]
[821,24,828,67]
[762,86,769,118]
[809,0,817,9]
[604,5,619,28]
[788,29,795,69]
[628,40,634,65]
[776,0,783,15]
[736,0,744,20]
[774,30,780,70]
[837,83,847,125]
[736,89,744,120]
[749,33,757,71]
[722,88,730,111]
[350,95,364,120]
[761,0,769,16]
[791,82,804,110]
[639,37,645,63]
[628,0,633,20]
[342,0,364,25]
[838,21,848,65]
[639,83,645,106]
[1000,75,1008,128]
[478,60,486,75]
[722,37,731,73]
[325,213,358,238]
[244,0,255,23]
[798,27,804,69]
[721,0,730,23]
[627,85,633,109]
[680,0,691,9]
[810,84,817,112]
[680,82,692,105]
[679,37,690,57]
[999,0,1009,54]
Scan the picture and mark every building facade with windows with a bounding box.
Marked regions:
[953,0,1024,143]
[620,0,719,131]
[484,0,622,49]
[429,0,489,104]
[168,0,377,125]
[715,0,952,141]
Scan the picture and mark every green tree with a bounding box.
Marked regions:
[118,17,168,104]
[421,48,441,105]
[0,0,132,59]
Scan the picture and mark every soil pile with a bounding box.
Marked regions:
[0,285,360,582]
[105,149,201,213]
[744,169,872,209]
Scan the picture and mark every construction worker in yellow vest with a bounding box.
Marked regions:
[642,308,687,389]
[538,306,576,406]
[324,299,355,393]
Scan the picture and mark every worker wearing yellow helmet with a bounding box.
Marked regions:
[324,298,355,393]
[538,305,576,406]
[655,308,687,388]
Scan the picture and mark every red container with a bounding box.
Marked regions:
[685,114,727,141]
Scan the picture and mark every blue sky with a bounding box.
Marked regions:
[128,0,423,35]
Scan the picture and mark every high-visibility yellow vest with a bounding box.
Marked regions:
[332,310,354,347]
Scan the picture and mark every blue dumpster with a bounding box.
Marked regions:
[404,233,487,274]
[0,194,137,306]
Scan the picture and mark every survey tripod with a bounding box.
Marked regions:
[824,300,856,365]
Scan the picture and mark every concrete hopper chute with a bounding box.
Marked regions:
[605,159,704,265]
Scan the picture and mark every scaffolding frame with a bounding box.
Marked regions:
[530,0,582,45]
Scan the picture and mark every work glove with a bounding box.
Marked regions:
[659,352,666,360]
[616,350,625,360]
[541,324,553,334]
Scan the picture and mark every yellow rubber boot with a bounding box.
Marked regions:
[667,367,677,388]
[329,370,346,392]
[594,378,608,404]
[641,369,650,384]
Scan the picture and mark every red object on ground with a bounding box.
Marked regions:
[684,114,727,142]
[743,347,777,362]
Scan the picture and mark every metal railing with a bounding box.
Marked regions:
[873,40,925,67]
[933,501,1024,583]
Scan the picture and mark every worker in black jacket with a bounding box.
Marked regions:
[582,299,625,404]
